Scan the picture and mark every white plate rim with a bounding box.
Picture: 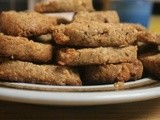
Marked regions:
[0,79,160,106]
[0,77,158,92]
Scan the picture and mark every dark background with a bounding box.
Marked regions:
[0,0,27,12]
[153,2,160,14]
[0,0,159,14]
[93,0,160,14]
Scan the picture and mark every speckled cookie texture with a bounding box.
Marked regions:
[52,22,139,47]
[1,2,153,86]
[0,11,57,37]
[35,0,94,13]
[137,31,160,45]
[0,33,53,63]
[0,60,82,86]
[73,11,120,23]
[57,46,137,66]
[84,60,143,85]
[139,53,160,79]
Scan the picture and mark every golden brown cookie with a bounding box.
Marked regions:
[0,33,53,63]
[52,22,139,47]
[73,11,120,23]
[0,11,57,37]
[139,52,160,79]
[35,0,94,13]
[57,46,137,66]
[137,31,160,45]
[123,23,146,31]
[0,60,82,86]
[84,60,143,85]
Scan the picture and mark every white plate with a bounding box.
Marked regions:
[0,77,160,106]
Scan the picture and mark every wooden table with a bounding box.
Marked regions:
[0,16,160,120]
[0,98,160,120]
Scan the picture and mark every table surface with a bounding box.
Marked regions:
[0,98,160,120]
[0,16,160,120]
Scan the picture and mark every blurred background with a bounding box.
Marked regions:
[0,0,159,14]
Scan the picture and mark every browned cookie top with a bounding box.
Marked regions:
[139,52,160,79]
[0,11,57,37]
[84,60,143,85]
[52,21,160,47]
[35,0,94,13]
[52,22,139,47]
[0,60,82,86]
[0,33,53,63]
[57,46,137,66]
[137,31,160,45]
[73,11,120,23]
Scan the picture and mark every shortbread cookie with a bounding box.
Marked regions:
[35,0,94,13]
[57,46,137,66]
[123,23,146,31]
[0,60,82,86]
[84,60,143,85]
[139,52,160,79]
[52,22,138,47]
[0,11,57,37]
[73,11,119,23]
[52,21,160,47]
[137,31,160,45]
[0,33,53,63]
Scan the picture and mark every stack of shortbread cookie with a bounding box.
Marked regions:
[0,0,159,86]
[0,11,82,86]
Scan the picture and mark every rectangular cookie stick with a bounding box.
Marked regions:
[73,11,120,23]
[52,22,138,47]
[57,46,137,66]
[35,0,94,13]
[52,21,160,47]
[0,11,57,37]
[137,31,160,45]
[139,52,160,79]
[84,60,143,85]
[0,33,53,63]
[0,60,82,86]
